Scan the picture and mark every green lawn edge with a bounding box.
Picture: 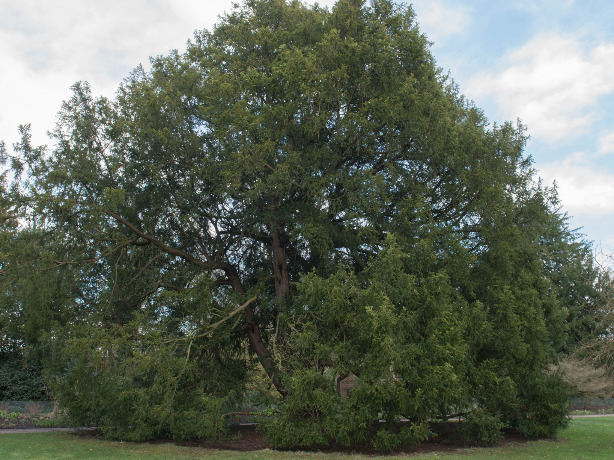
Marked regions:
[1,417,613,459]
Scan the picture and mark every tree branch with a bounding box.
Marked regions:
[106,211,217,269]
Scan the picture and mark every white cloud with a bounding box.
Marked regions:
[1,1,181,80]
[539,152,614,217]
[597,131,614,155]
[0,0,338,148]
[0,0,200,147]
[466,34,614,142]
[409,0,472,46]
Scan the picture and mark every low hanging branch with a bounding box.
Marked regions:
[199,295,258,337]
[107,210,287,397]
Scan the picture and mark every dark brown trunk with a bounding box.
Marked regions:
[271,229,291,308]
[222,262,288,397]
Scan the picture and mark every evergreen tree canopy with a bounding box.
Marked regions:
[1,0,598,449]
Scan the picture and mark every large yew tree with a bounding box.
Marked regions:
[3,0,595,448]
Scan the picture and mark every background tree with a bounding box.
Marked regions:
[570,259,614,378]
[0,139,52,401]
[3,0,598,448]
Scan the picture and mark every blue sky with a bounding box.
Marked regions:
[1,0,613,252]
[410,0,614,254]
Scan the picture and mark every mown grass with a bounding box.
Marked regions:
[0,417,613,459]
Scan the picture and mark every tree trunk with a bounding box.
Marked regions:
[271,228,290,309]
[222,262,288,397]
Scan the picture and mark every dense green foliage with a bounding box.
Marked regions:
[0,0,599,449]
[0,173,51,401]
[0,351,48,401]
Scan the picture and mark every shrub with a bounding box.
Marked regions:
[460,409,504,445]
[0,352,48,401]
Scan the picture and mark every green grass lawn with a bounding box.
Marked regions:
[1,417,613,459]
